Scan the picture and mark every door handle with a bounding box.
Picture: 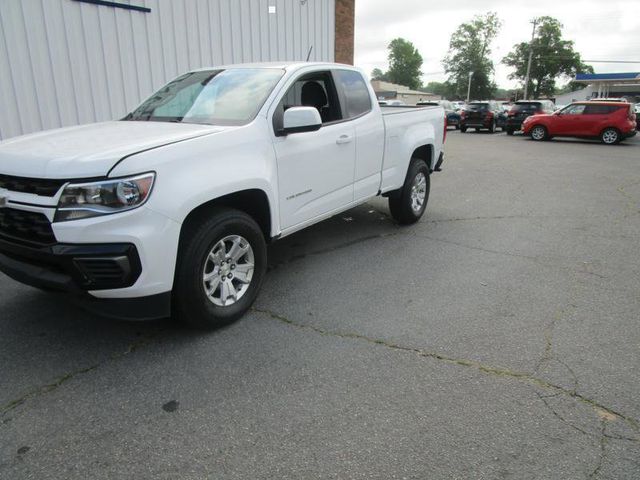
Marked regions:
[336,134,353,145]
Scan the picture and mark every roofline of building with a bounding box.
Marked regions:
[574,72,640,84]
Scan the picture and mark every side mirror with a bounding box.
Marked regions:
[280,107,322,136]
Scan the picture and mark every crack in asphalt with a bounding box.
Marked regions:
[252,307,640,442]
[589,420,608,479]
[0,330,162,423]
[412,232,543,262]
[616,179,640,220]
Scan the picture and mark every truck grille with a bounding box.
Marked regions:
[0,174,66,197]
[0,208,56,245]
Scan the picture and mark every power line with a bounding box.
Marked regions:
[583,60,640,64]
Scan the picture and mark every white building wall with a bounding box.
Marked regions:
[0,0,335,140]
[554,86,595,105]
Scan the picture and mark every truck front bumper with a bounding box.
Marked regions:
[0,205,180,320]
[0,239,171,320]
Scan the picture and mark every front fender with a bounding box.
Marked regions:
[110,122,280,236]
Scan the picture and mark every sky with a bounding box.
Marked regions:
[354,0,640,89]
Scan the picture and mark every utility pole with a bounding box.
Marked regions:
[523,19,538,100]
[466,71,474,103]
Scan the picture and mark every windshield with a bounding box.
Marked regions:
[513,102,542,113]
[125,68,284,126]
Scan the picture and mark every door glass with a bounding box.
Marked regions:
[561,104,586,115]
[278,72,342,124]
[333,70,372,119]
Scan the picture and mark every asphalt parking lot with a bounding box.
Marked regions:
[1,130,639,479]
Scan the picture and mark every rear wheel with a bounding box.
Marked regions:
[530,125,548,141]
[173,209,267,329]
[388,158,430,225]
[600,128,620,145]
[460,126,467,133]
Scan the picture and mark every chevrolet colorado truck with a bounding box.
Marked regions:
[0,62,445,328]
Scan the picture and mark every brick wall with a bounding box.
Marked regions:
[334,0,355,64]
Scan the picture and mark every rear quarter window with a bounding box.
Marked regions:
[334,70,372,119]
[584,105,620,115]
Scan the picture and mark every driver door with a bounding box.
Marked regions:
[271,70,355,231]
[554,104,586,136]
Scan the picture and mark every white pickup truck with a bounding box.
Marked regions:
[0,62,445,327]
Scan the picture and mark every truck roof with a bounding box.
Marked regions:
[190,61,358,73]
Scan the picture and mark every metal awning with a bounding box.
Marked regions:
[574,72,640,84]
[572,72,640,98]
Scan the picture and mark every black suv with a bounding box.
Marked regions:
[460,101,502,133]
[505,100,555,135]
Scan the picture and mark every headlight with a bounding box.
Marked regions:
[54,173,155,222]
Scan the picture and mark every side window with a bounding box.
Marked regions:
[273,70,343,132]
[563,104,586,115]
[584,105,617,115]
[333,69,372,119]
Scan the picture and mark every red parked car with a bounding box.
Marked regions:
[522,101,637,145]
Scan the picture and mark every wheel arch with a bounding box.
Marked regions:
[600,126,621,137]
[411,144,434,171]
[179,189,273,247]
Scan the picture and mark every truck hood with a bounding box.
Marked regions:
[0,121,223,179]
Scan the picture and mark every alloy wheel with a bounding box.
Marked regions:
[410,172,427,213]
[202,235,255,306]
[602,129,618,144]
[531,126,546,140]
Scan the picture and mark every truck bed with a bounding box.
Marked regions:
[378,104,445,193]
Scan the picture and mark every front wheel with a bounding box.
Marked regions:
[388,158,430,225]
[173,208,267,329]
[530,125,548,141]
[601,128,620,145]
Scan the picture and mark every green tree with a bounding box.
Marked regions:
[502,16,594,98]
[422,81,459,99]
[370,68,388,81]
[555,81,586,95]
[442,12,502,100]
[423,81,447,96]
[385,38,423,90]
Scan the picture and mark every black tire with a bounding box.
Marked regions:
[455,125,460,130]
[173,208,267,329]
[388,158,430,225]
[460,126,467,133]
[530,125,548,141]
[506,128,514,136]
[600,127,621,145]
[475,127,480,132]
